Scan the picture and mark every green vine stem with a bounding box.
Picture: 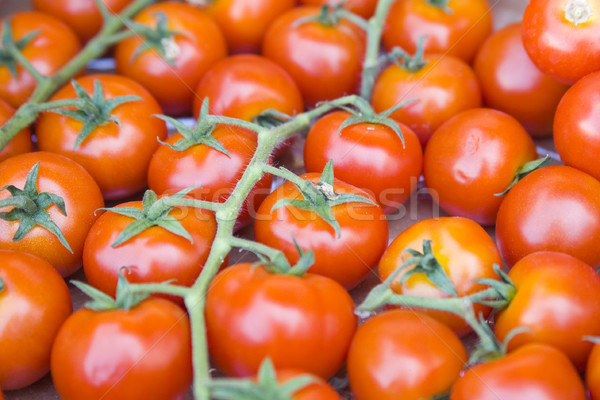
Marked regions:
[0,0,156,151]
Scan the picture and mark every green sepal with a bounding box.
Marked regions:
[0,20,39,79]
[71,280,117,311]
[474,264,516,311]
[399,240,457,297]
[0,277,4,292]
[253,108,292,129]
[427,0,453,14]
[495,155,551,197]
[114,267,151,311]
[387,35,429,73]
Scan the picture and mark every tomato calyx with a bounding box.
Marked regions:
[48,79,141,150]
[253,109,293,129]
[494,155,551,197]
[125,12,184,66]
[0,162,73,253]
[263,160,377,237]
[387,36,428,73]
[293,4,368,30]
[0,20,40,80]
[0,277,4,293]
[400,240,458,296]
[564,0,593,25]
[208,358,316,400]
[427,0,453,14]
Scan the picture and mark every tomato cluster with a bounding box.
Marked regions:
[2,0,600,399]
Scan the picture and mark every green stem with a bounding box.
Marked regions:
[128,282,191,298]
[228,236,281,261]
[7,45,46,83]
[162,197,223,212]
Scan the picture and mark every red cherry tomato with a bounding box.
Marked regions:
[205,263,357,379]
[474,23,569,137]
[450,344,587,400]
[0,98,32,163]
[264,370,342,400]
[347,310,467,400]
[262,7,366,108]
[114,2,227,116]
[0,250,72,390]
[554,70,600,182]
[383,0,492,63]
[298,0,377,19]
[522,0,600,83]
[0,12,80,108]
[495,165,600,268]
[303,111,423,213]
[371,54,481,147]
[424,108,537,225]
[586,342,600,400]
[51,298,192,400]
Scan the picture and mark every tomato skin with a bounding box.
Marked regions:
[147,125,271,230]
[0,98,32,163]
[554,71,600,182]
[254,173,388,290]
[36,74,167,200]
[262,7,366,108]
[51,298,192,400]
[383,0,492,63]
[196,0,295,54]
[303,111,423,213]
[0,12,81,108]
[495,165,600,268]
[423,108,537,225]
[32,0,132,42]
[371,54,481,147]
[449,344,587,400]
[297,0,377,19]
[205,263,357,379]
[193,54,304,122]
[474,23,569,137]
[268,370,342,400]
[378,217,501,336]
[114,2,227,116]
[0,152,104,277]
[522,0,600,83]
[0,250,72,390]
[587,343,600,400]
[348,310,467,400]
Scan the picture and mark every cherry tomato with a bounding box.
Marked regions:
[423,108,537,225]
[586,342,600,400]
[522,0,600,83]
[254,173,388,290]
[32,0,133,42]
[0,12,80,108]
[554,70,600,182]
[495,165,600,268]
[303,111,423,213]
[0,98,32,163]
[298,0,378,19]
[147,124,272,230]
[51,298,192,400]
[114,1,227,116]
[262,7,366,108]
[195,0,295,54]
[0,250,72,390]
[383,0,492,63]
[378,217,501,336]
[450,344,586,400]
[205,263,357,379]
[36,74,167,200]
[474,23,569,137]
[494,251,600,371]
[0,152,104,277]
[193,54,304,122]
[264,370,342,400]
[371,54,481,147]
[347,310,467,400]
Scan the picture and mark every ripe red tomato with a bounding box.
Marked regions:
[378,217,501,336]
[347,310,467,400]
[474,23,569,137]
[303,111,423,213]
[51,298,192,400]
[260,369,342,400]
[371,54,481,147]
[205,263,357,379]
[32,0,133,42]
[36,74,167,200]
[262,7,366,108]
[114,2,227,116]
[495,165,600,268]
[382,0,492,63]
[587,342,600,400]
[0,98,32,163]
[494,251,600,371]
[449,344,587,400]
[0,152,104,277]
[0,250,72,390]
[254,173,388,290]
[298,0,377,19]
[522,0,600,83]
[0,11,80,108]
[193,54,304,122]
[554,70,600,182]
[423,108,537,225]
[195,0,295,54]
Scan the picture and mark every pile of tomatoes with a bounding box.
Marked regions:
[2,0,600,399]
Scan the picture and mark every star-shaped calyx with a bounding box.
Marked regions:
[126,12,185,66]
[0,20,39,79]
